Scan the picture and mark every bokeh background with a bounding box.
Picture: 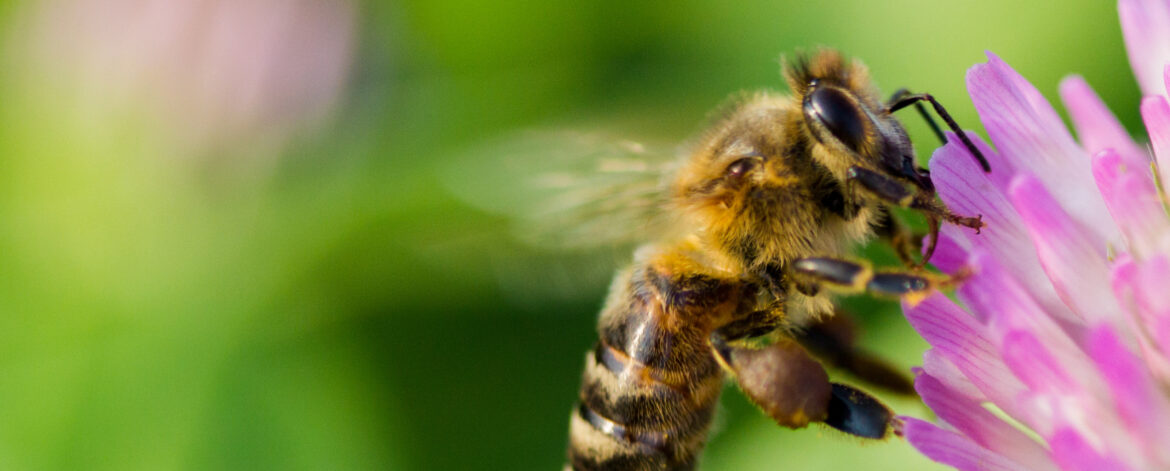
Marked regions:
[0,1,1143,470]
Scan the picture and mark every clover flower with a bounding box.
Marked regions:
[899,1,1170,469]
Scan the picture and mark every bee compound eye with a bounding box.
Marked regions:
[803,85,868,154]
[725,158,755,178]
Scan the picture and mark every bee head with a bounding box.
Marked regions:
[671,96,822,268]
[673,94,797,202]
[787,50,933,192]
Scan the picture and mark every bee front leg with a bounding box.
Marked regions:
[846,166,983,229]
[847,165,982,264]
[710,314,897,439]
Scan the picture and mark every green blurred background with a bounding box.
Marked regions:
[0,1,1143,470]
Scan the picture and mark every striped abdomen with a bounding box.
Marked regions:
[566,261,750,470]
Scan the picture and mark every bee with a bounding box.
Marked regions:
[560,49,988,470]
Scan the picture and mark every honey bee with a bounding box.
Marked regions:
[558,49,988,470]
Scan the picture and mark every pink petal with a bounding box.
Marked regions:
[959,250,1080,345]
[1132,255,1170,323]
[1087,325,1170,464]
[915,374,1056,471]
[967,53,1113,229]
[1059,76,1149,170]
[1110,256,1170,383]
[1049,427,1134,471]
[921,348,984,400]
[902,417,1036,471]
[930,133,1013,220]
[959,251,1098,401]
[931,128,1015,193]
[959,251,1070,336]
[1140,95,1170,187]
[1009,174,1121,325]
[930,137,1071,316]
[1092,149,1170,257]
[1000,330,1076,393]
[927,227,971,275]
[903,293,1027,410]
[1119,0,1170,97]
[981,52,1070,141]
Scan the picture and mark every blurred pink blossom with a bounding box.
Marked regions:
[13,0,357,156]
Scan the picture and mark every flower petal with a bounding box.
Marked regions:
[959,251,1100,410]
[1009,174,1121,325]
[1000,330,1077,393]
[1049,427,1134,471]
[931,133,1013,219]
[967,53,1113,229]
[1059,76,1149,170]
[1092,149,1170,257]
[927,227,972,275]
[1119,0,1170,97]
[1110,255,1170,383]
[902,417,1036,471]
[1131,255,1170,322]
[903,293,1027,409]
[1087,324,1170,465]
[930,137,1070,316]
[1140,95,1170,186]
[921,348,984,400]
[915,374,1056,471]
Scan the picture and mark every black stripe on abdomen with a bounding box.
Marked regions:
[584,342,718,433]
[567,341,721,470]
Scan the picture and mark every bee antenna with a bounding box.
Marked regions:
[887,91,991,173]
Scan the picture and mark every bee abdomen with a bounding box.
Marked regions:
[567,342,722,470]
[566,265,733,470]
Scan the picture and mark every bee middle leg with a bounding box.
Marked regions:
[873,207,924,268]
[788,256,964,305]
[710,312,896,439]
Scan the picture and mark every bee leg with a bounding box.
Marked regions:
[848,165,981,265]
[825,383,898,439]
[710,321,896,438]
[789,256,964,305]
[793,311,915,395]
[873,207,922,268]
[847,166,983,230]
[886,91,991,173]
[887,88,946,146]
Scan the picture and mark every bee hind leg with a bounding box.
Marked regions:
[793,312,915,396]
[826,383,898,439]
[710,315,897,439]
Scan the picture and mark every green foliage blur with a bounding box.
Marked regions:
[0,0,1140,470]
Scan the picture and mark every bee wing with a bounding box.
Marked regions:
[444,130,683,250]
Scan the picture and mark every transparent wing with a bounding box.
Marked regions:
[443,129,683,250]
